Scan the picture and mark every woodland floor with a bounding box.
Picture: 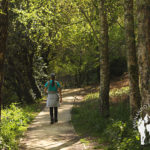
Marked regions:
[19,73,129,150]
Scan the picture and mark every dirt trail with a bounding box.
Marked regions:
[19,88,91,150]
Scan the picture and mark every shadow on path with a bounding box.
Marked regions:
[48,137,80,150]
[19,89,87,150]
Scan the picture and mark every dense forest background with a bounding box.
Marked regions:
[1,0,150,149]
[1,0,150,120]
[1,0,127,107]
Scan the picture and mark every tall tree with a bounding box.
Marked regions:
[124,0,141,117]
[99,0,110,117]
[137,0,150,106]
[0,0,8,120]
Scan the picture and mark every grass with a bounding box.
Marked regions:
[0,98,45,150]
[71,86,146,150]
[109,86,129,97]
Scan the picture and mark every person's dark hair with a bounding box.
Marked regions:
[51,73,55,87]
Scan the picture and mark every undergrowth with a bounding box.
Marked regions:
[71,86,148,150]
[0,101,44,150]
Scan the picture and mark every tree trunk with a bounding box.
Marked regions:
[27,67,42,99]
[137,0,150,107]
[0,0,8,121]
[8,58,35,104]
[99,0,110,117]
[124,0,141,117]
[23,39,42,99]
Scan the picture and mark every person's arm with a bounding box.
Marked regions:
[44,87,47,93]
[44,82,48,94]
[58,87,62,103]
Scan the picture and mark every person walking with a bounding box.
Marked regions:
[44,73,62,124]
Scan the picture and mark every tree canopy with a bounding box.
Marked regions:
[0,0,126,106]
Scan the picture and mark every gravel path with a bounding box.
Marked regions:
[19,89,90,150]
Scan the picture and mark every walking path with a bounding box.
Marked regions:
[19,88,91,150]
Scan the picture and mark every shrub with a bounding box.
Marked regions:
[103,120,141,150]
[0,103,39,150]
[72,90,143,150]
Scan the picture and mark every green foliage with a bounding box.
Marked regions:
[0,103,41,149]
[4,0,127,103]
[84,92,99,100]
[84,86,129,100]
[72,98,110,136]
[71,89,142,150]
[105,121,141,150]
[80,138,90,144]
[110,86,129,97]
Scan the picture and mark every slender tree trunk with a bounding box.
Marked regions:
[137,0,150,107]
[23,40,42,99]
[99,0,110,117]
[124,0,141,117]
[27,67,42,99]
[0,0,8,121]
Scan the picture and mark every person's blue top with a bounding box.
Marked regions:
[45,80,61,92]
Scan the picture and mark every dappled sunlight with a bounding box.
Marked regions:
[21,136,82,150]
[63,88,82,93]
[110,73,129,89]
[62,88,84,98]
[63,96,74,100]
[19,90,86,150]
